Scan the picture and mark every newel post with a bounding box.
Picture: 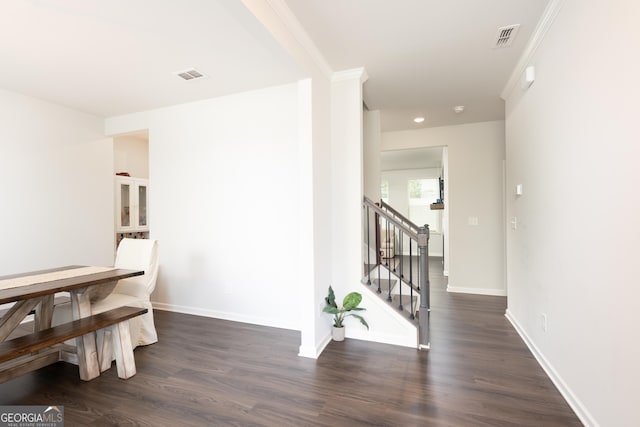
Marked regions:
[418,225,430,350]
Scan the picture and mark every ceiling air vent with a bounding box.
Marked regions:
[494,24,520,48]
[175,68,206,81]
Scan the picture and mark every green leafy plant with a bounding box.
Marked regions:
[323,286,369,329]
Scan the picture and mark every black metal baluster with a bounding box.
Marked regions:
[387,218,392,302]
[398,230,403,311]
[409,238,415,319]
[384,218,390,267]
[392,222,397,273]
[399,230,404,280]
[416,237,421,291]
[366,205,371,285]
[376,214,382,294]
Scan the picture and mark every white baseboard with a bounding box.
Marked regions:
[152,301,338,359]
[152,302,298,331]
[298,333,331,359]
[346,328,417,348]
[505,310,597,427]
[446,285,506,296]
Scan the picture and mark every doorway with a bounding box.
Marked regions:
[113,131,150,248]
[380,146,449,274]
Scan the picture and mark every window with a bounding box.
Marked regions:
[381,180,389,203]
[408,178,440,232]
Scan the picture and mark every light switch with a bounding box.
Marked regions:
[516,184,523,196]
[468,216,479,226]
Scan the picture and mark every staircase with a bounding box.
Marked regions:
[362,197,431,350]
[370,264,418,319]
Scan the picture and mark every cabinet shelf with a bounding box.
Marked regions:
[115,176,149,232]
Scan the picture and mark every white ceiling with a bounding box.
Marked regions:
[381,147,443,171]
[0,0,549,131]
[285,0,550,131]
[0,0,303,117]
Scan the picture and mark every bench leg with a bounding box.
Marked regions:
[75,333,99,381]
[70,289,100,381]
[96,329,114,373]
[111,321,136,379]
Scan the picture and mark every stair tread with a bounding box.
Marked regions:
[365,282,420,325]
[366,267,420,293]
[371,278,397,285]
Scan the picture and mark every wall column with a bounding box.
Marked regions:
[331,68,368,333]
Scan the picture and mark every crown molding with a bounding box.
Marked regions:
[263,0,333,79]
[500,0,565,100]
[332,67,369,84]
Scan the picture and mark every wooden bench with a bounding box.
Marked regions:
[0,295,70,319]
[0,306,147,384]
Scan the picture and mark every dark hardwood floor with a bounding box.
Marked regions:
[0,258,581,426]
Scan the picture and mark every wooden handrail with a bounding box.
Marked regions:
[363,197,418,240]
[379,200,420,233]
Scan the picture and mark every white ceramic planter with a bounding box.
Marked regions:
[332,326,345,341]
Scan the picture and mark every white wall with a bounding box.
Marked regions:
[363,109,381,200]
[503,1,640,425]
[330,70,367,336]
[106,83,301,330]
[241,0,335,358]
[382,121,505,296]
[0,88,114,274]
[114,134,149,178]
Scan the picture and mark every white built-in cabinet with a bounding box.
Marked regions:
[115,177,149,232]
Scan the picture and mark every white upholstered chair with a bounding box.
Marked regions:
[53,238,159,352]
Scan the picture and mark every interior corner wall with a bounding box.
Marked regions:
[503,1,640,425]
[309,76,333,356]
[363,109,381,200]
[106,83,302,331]
[238,0,337,358]
[381,121,505,296]
[331,72,366,335]
[0,88,114,274]
[297,75,334,359]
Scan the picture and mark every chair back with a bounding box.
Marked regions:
[114,238,159,293]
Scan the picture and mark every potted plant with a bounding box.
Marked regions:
[323,286,369,341]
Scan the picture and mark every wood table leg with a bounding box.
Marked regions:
[0,299,40,342]
[70,288,100,381]
[34,294,54,332]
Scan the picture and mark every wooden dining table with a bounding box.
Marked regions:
[0,266,144,382]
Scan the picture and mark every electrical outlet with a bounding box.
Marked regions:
[541,313,547,332]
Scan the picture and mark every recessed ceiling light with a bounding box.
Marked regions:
[413,117,425,123]
[453,106,465,114]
